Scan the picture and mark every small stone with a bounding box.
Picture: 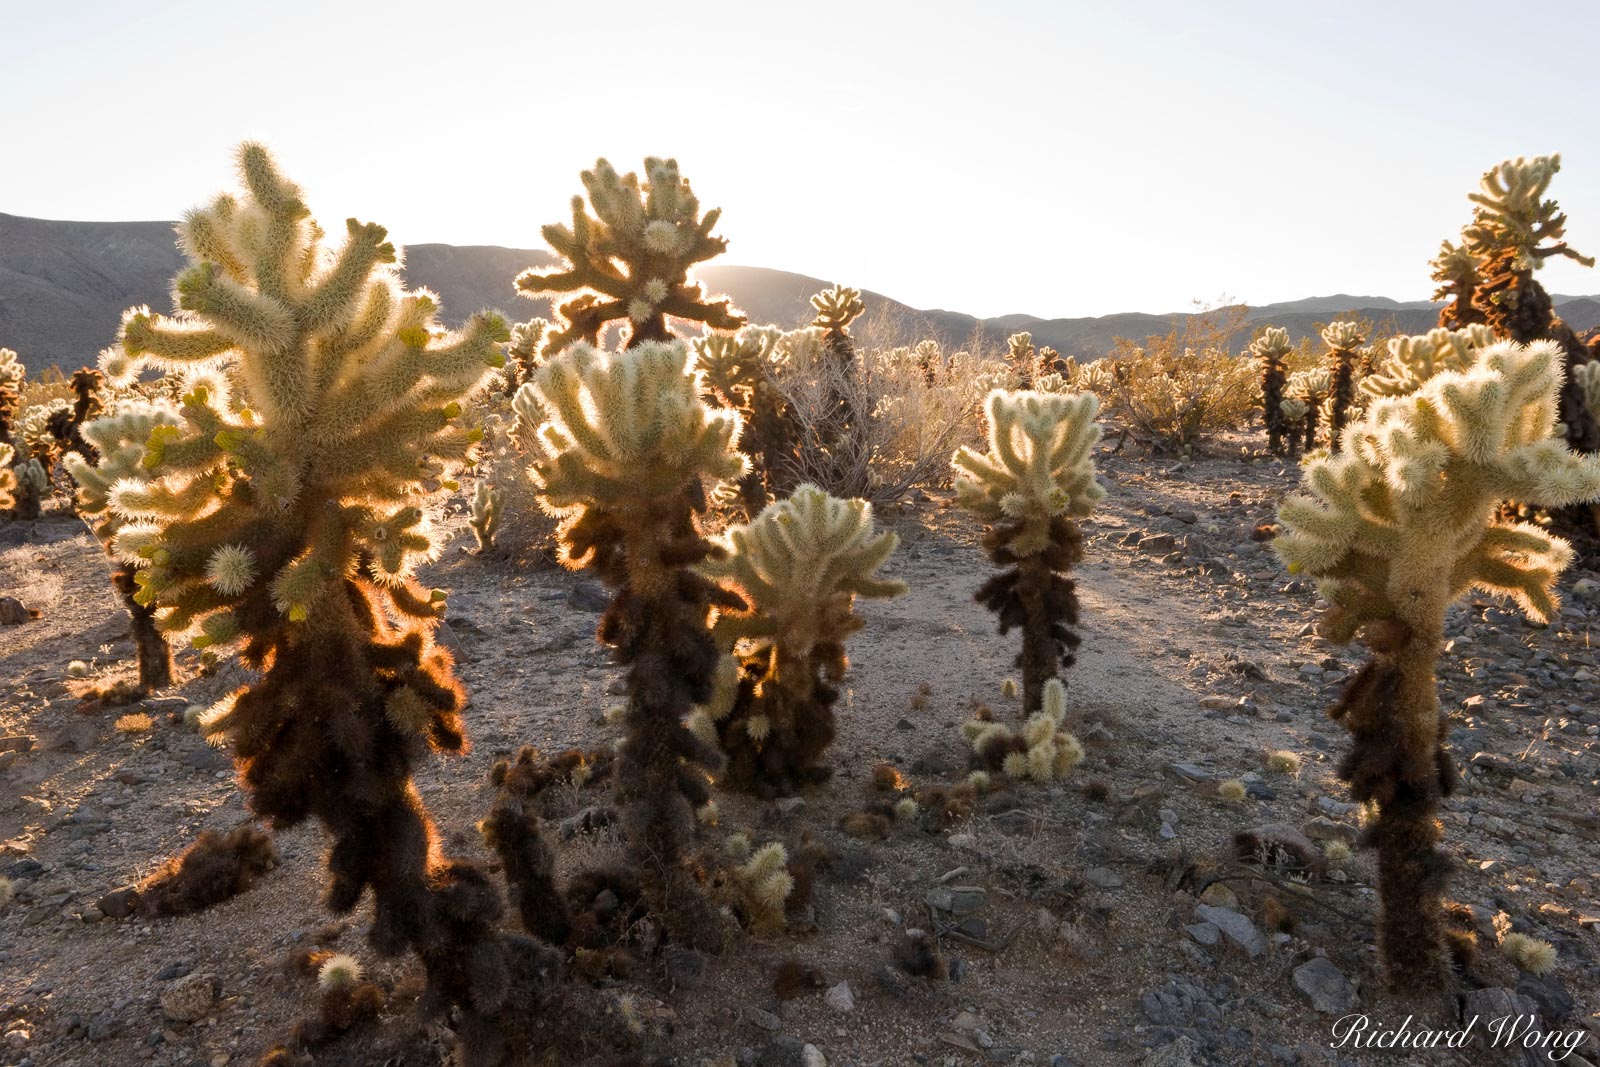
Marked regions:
[1185,922,1220,946]
[1084,867,1124,889]
[926,885,986,916]
[0,597,31,625]
[1292,957,1355,1014]
[1198,883,1238,908]
[741,1006,782,1032]
[823,982,853,1013]
[566,581,610,613]
[800,1046,826,1067]
[1193,904,1265,957]
[774,797,806,817]
[95,887,140,919]
[161,973,217,1023]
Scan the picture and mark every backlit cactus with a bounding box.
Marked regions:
[516,158,745,358]
[1361,325,1495,399]
[810,284,869,487]
[527,338,747,951]
[1431,155,1599,452]
[91,143,549,1052]
[0,347,48,520]
[964,677,1082,782]
[1275,339,1600,988]
[46,367,106,464]
[63,398,182,691]
[1321,321,1364,451]
[692,483,906,795]
[953,389,1103,714]
[1250,327,1293,455]
[470,480,502,554]
[1287,368,1331,452]
[0,444,14,511]
[695,326,798,515]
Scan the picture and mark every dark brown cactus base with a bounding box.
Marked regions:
[1262,363,1287,455]
[974,516,1084,714]
[715,647,845,797]
[112,566,172,692]
[1326,621,1457,990]
[1327,352,1354,452]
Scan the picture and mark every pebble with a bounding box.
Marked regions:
[160,973,217,1023]
[1192,904,1265,957]
[823,982,853,1013]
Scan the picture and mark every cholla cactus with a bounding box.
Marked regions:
[527,338,747,951]
[501,318,548,396]
[470,480,502,554]
[1288,368,1332,452]
[0,444,14,511]
[46,368,106,464]
[1275,339,1600,988]
[92,144,539,1047]
[952,390,1103,714]
[63,399,182,691]
[1361,325,1495,399]
[0,348,21,390]
[1278,396,1309,457]
[0,348,48,520]
[693,484,906,795]
[730,842,795,934]
[516,158,745,358]
[811,284,865,341]
[1432,155,1599,453]
[695,326,798,516]
[1075,359,1116,395]
[964,678,1082,782]
[1250,327,1293,454]
[1575,362,1600,426]
[809,284,869,485]
[1321,322,1365,451]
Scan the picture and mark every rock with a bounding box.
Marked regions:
[1165,763,1212,783]
[1198,695,1233,710]
[1515,972,1574,1024]
[1292,957,1355,1014]
[1300,816,1358,844]
[1235,823,1323,875]
[95,887,140,919]
[1139,1036,1201,1067]
[1198,883,1238,909]
[800,1044,826,1067]
[926,885,986,916]
[1193,904,1265,957]
[823,981,853,1013]
[433,619,467,662]
[755,1036,805,1067]
[741,1006,782,1033]
[155,962,193,981]
[160,974,217,1023]
[566,581,610,613]
[1184,922,1220,946]
[1139,533,1178,554]
[0,598,31,625]
[774,797,806,817]
[1460,987,1548,1065]
[1084,867,1124,889]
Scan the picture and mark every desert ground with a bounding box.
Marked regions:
[1,430,1597,1067]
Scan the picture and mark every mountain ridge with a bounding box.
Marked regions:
[4,212,1598,369]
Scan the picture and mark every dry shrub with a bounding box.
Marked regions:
[769,327,1011,503]
[1099,304,1258,452]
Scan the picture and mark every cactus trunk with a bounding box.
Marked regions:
[111,566,172,692]
[1015,551,1060,714]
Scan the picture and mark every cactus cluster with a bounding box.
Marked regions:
[516,158,745,358]
[691,483,906,795]
[1430,155,1599,452]
[1276,339,1600,987]
[1285,368,1331,454]
[1361,324,1495,399]
[952,389,1103,714]
[526,337,746,950]
[964,677,1082,781]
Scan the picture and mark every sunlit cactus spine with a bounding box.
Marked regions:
[1275,339,1600,989]
[63,397,182,691]
[91,143,555,1055]
[1321,321,1364,452]
[694,326,799,516]
[500,318,547,397]
[1361,325,1495,399]
[1249,327,1292,455]
[527,338,747,951]
[952,389,1104,714]
[470,480,502,554]
[692,483,906,795]
[1432,155,1599,452]
[516,158,745,359]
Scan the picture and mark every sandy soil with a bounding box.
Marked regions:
[1,433,1598,1067]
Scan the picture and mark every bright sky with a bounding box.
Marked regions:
[4,0,1598,319]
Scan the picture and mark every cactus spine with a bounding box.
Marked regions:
[516,158,745,358]
[91,144,552,1053]
[1431,155,1600,453]
[952,389,1104,714]
[693,483,906,794]
[1275,339,1600,988]
[527,338,747,951]
[470,479,502,554]
[1321,321,1364,452]
[1250,327,1292,455]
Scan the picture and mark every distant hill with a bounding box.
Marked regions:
[4,212,1598,370]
